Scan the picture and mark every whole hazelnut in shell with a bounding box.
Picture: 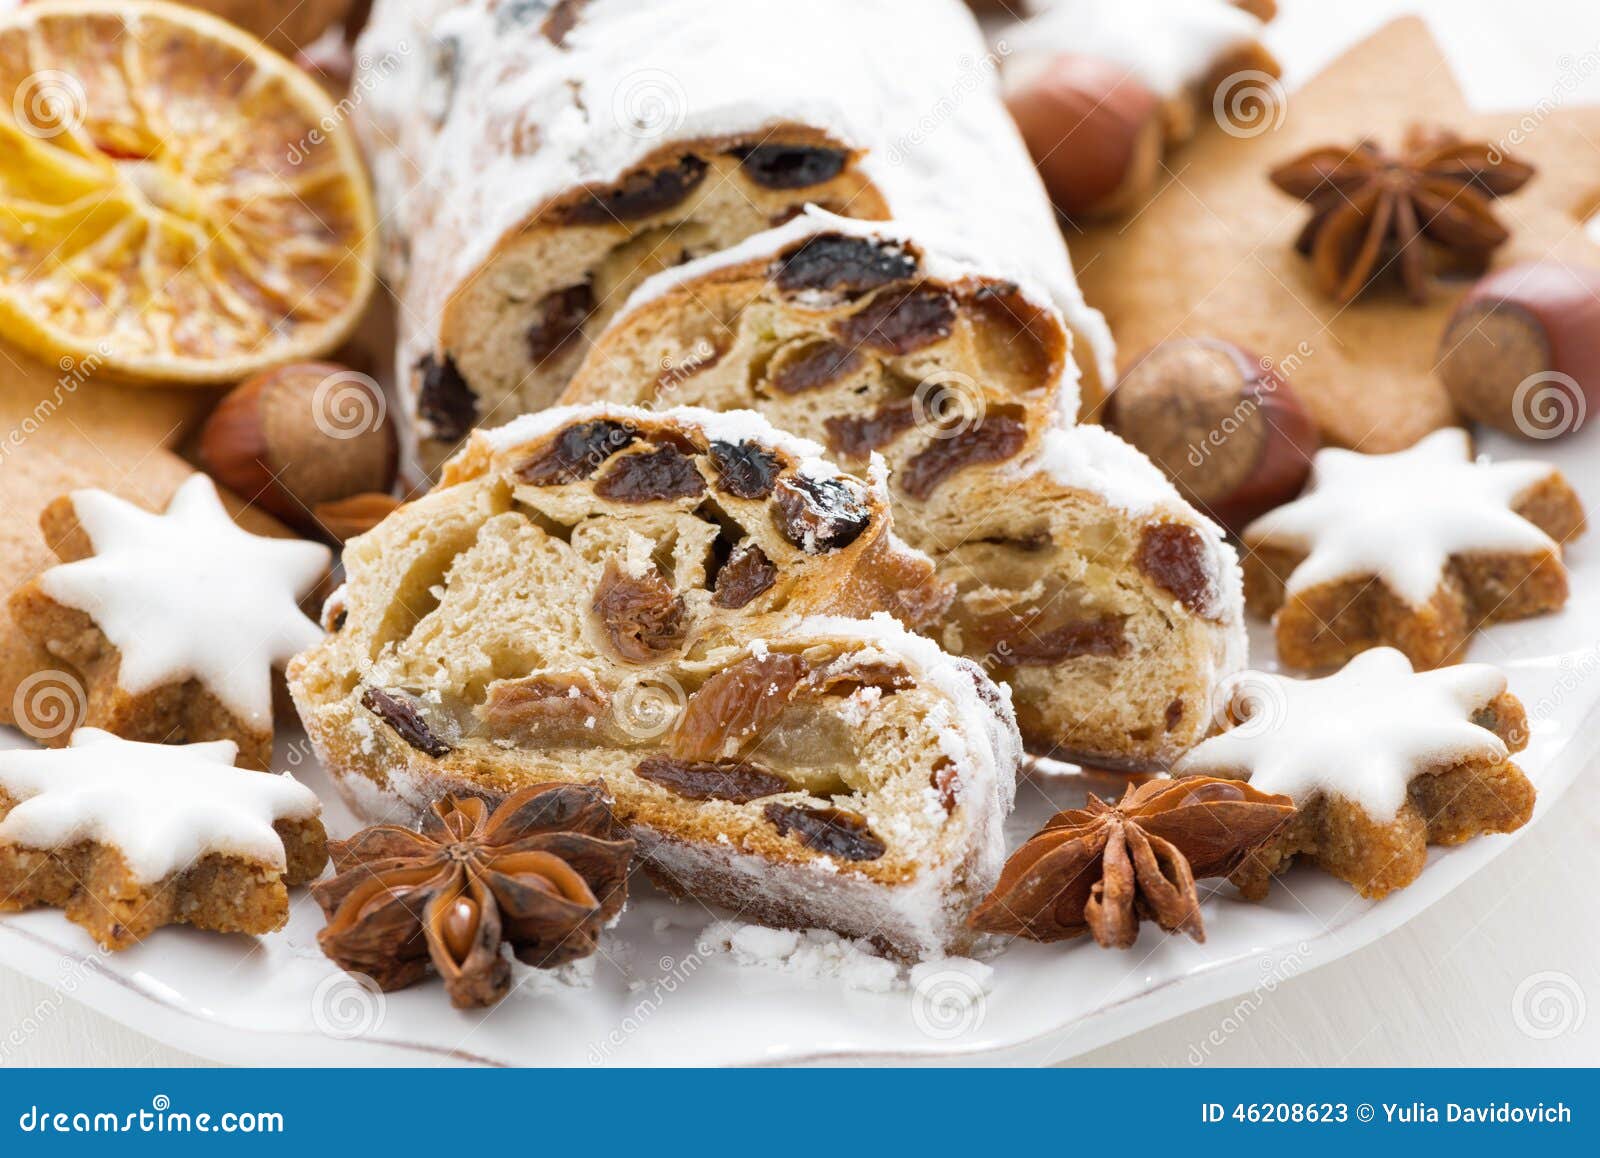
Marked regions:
[1437,261,1600,440]
[199,361,398,538]
[1109,339,1319,532]
[1005,53,1166,219]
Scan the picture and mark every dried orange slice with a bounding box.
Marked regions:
[0,0,376,385]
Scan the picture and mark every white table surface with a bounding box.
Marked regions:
[4,0,1599,1066]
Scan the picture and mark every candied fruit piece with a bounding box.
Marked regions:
[961,608,1129,667]
[767,340,866,396]
[823,401,916,459]
[561,156,709,223]
[1136,523,1219,618]
[526,283,595,363]
[673,653,808,762]
[709,440,784,500]
[711,542,777,609]
[592,561,687,662]
[477,673,609,739]
[900,410,1027,500]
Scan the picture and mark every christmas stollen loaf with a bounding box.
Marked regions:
[287,404,1021,957]
[565,211,1245,767]
[354,0,1113,469]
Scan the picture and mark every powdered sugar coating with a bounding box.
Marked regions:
[1245,428,1561,606]
[355,0,1115,413]
[1002,0,1267,97]
[699,921,901,991]
[38,476,330,728]
[1176,648,1511,820]
[0,729,322,883]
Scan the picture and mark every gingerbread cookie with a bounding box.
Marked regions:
[1242,428,1585,670]
[0,729,327,949]
[1177,648,1535,899]
[1071,17,1600,447]
[9,475,332,769]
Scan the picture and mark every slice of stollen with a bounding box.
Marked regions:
[288,403,1021,957]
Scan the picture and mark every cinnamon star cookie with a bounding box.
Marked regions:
[1176,648,1535,899]
[1241,428,1584,670]
[9,475,331,768]
[0,729,327,949]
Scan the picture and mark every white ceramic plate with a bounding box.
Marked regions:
[2,426,1597,1066]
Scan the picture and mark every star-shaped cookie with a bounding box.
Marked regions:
[1242,428,1585,669]
[0,729,327,948]
[8,474,331,768]
[1177,647,1535,899]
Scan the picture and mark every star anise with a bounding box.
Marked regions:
[1269,128,1534,304]
[313,783,635,1008]
[969,777,1293,949]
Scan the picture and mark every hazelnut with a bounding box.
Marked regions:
[1108,339,1319,532]
[1005,53,1165,219]
[198,361,398,538]
[1437,262,1600,439]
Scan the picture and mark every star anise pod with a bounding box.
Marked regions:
[969,777,1293,949]
[313,783,635,1008]
[1269,127,1534,304]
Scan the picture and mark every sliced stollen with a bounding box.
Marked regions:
[566,212,1245,768]
[287,404,1021,957]
[354,0,1113,469]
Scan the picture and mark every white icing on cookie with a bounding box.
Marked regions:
[1244,428,1560,606]
[1176,648,1510,820]
[0,729,322,883]
[1002,0,1267,98]
[38,475,331,728]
